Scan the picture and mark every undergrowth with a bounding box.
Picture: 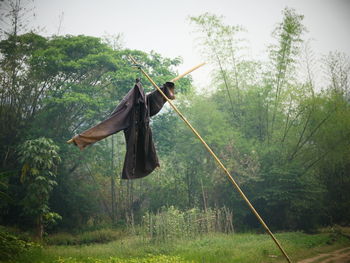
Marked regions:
[0,227,41,262]
[1,226,350,263]
[45,229,124,246]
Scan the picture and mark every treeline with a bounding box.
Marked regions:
[0,5,349,240]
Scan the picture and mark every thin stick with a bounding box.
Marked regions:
[171,62,206,82]
[129,55,292,263]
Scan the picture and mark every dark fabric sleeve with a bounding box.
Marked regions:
[147,85,172,117]
[72,88,136,150]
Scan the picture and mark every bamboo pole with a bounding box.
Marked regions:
[66,62,205,144]
[171,62,206,82]
[129,55,292,263]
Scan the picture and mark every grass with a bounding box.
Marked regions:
[8,227,350,263]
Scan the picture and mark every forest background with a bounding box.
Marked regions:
[0,0,349,262]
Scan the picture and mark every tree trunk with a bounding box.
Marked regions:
[111,136,116,224]
[185,168,192,208]
[36,215,43,241]
[200,176,207,212]
[111,175,116,224]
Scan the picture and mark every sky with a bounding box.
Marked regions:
[28,0,350,89]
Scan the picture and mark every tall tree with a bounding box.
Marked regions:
[18,137,61,240]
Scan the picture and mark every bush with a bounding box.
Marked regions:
[45,229,123,246]
[0,228,41,261]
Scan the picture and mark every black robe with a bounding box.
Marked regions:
[72,81,174,179]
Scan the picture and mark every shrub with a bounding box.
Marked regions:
[45,229,124,246]
[0,228,42,261]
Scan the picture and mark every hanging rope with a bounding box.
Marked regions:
[128,55,292,263]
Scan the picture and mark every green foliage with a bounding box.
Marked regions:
[0,3,349,243]
[17,137,61,238]
[0,27,192,231]
[0,227,42,261]
[186,7,350,232]
[18,137,61,216]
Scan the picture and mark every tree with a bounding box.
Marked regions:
[18,137,61,240]
[187,9,340,231]
[189,13,247,125]
[0,0,35,38]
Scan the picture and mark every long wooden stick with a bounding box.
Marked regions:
[129,55,292,263]
[171,62,206,82]
[67,62,206,144]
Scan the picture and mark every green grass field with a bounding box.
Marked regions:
[10,227,350,263]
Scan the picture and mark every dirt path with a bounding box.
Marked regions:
[298,247,350,263]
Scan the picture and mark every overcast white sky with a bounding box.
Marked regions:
[30,0,350,89]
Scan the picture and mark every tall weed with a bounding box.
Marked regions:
[140,206,233,241]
